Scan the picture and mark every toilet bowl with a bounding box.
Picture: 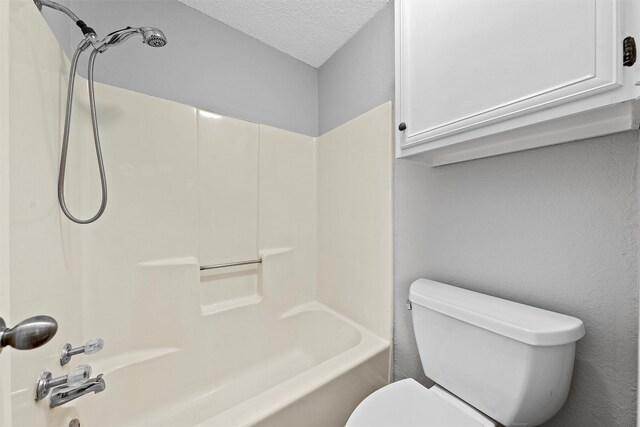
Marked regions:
[347,279,585,427]
[347,378,496,427]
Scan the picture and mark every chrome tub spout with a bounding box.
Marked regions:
[49,374,105,408]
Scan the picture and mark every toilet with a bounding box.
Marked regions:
[347,279,585,427]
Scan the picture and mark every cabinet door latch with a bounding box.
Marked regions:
[623,36,636,67]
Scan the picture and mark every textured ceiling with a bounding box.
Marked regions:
[176,0,389,67]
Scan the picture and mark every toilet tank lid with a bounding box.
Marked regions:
[409,279,585,346]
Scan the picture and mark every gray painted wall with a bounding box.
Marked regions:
[317,2,394,135]
[394,134,639,426]
[41,0,318,136]
[40,0,395,137]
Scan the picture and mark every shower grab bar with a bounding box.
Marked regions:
[200,258,262,271]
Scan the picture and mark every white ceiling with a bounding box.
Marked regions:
[176,0,390,68]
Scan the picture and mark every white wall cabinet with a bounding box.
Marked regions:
[396,0,640,166]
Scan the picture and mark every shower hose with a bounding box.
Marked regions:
[58,39,107,224]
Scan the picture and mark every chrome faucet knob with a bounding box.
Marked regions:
[60,338,103,366]
[36,364,92,401]
[84,338,103,354]
[0,315,58,353]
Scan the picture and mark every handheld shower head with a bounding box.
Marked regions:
[141,27,167,47]
[98,26,167,52]
[41,0,170,224]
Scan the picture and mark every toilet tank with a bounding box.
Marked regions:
[409,279,585,427]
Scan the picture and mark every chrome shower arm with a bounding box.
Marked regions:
[34,0,80,22]
[34,0,96,37]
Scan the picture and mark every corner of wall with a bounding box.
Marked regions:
[316,102,394,340]
[317,1,395,135]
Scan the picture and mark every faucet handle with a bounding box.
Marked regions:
[67,364,92,387]
[60,337,103,365]
[83,337,104,355]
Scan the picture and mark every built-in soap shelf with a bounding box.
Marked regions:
[199,248,292,316]
[137,249,293,316]
[200,262,262,315]
[138,256,200,269]
[136,255,258,316]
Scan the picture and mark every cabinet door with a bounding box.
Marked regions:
[396,0,632,158]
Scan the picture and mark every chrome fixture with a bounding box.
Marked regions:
[200,258,263,271]
[60,337,104,366]
[98,26,167,52]
[34,0,87,31]
[36,364,92,401]
[49,374,106,408]
[34,0,167,224]
[0,315,58,353]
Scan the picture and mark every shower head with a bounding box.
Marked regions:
[141,27,167,47]
[98,26,167,52]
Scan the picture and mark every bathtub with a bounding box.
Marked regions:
[13,301,389,427]
[167,304,390,427]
